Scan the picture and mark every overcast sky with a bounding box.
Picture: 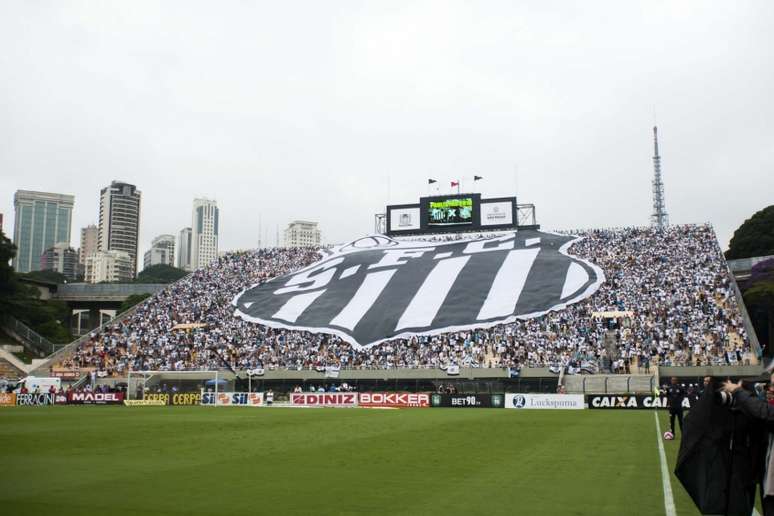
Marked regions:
[2,1,772,261]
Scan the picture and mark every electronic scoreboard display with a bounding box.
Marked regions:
[386,193,526,236]
[427,197,473,226]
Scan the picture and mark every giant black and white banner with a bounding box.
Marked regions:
[233,231,604,348]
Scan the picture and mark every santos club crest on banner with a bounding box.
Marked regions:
[233,231,603,348]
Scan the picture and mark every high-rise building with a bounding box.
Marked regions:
[177,227,192,271]
[191,199,219,270]
[79,224,98,266]
[98,181,141,278]
[143,234,176,270]
[283,220,321,248]
[12,190,74,273]
[84,250,133,283]
[40,242,78,281]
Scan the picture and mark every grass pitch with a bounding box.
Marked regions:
[0,407,703,515]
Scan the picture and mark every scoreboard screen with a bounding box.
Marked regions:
[386,193,525,236]
[427,197,473,226]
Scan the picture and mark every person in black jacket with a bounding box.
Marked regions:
[666,376,686,436]
[723,376,774,515]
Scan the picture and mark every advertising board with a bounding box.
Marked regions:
[50,369,81,380]
[142,392,203,406]
[358,392,430,408]
[505,393,584,410]
[430,394,504,408]
[290,392,358,407]
[66,392,125,405]
[389,207,421,232]
[480,201,514,227]
[16,393,55,406]
[586,395,694,410]
[124,399,166,406]
[200,392,264,406]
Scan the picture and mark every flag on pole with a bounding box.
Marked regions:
[428,179,437,184]
[451,180,459,187]
[474,175,483,181]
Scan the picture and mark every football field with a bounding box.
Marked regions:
[0,407,711,515]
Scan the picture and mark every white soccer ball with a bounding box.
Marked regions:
[663,431,674,440]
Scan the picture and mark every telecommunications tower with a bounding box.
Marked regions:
[650,126,669,229]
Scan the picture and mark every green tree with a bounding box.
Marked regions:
[22,270,68,284]
[726,205,774,260]
[119,293,152,313]
[0,229,19,301]
[136,264,188,284]
[745,281,774,355]
[0,229,74,344]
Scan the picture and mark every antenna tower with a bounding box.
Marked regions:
[651,126,669,229]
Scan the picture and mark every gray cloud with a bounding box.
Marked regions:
[1,1,772,260]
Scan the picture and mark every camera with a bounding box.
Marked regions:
[715,380,768,407]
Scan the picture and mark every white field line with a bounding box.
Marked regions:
[654,412,677,516]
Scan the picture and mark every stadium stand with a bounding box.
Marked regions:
[0,356,24,380]
[51,224,755,376]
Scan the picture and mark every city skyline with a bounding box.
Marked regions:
[3,182,331,276]
[1,2,773,261]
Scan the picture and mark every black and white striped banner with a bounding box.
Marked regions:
[232,231,603,348]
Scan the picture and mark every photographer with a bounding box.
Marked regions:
[723,375,774,515]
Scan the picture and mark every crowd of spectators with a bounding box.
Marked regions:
[57,225,754,376]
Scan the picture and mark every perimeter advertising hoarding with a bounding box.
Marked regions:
[142,392,203,406]
[16,393,55,406]
[124,400,166,406]
[586,395,694,409]
[0,393,17,406]
[430,393,504,408]
[505,393,585,410]
[200,392,264,406]
[290,392,358,407]
[65,392,125,405]
[358,392,430,408]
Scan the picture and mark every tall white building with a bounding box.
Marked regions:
[12,190,74,273]
[143,234,175,270]
[191,199,219,270]
[283,220,321,248]
[98,181,141,278]
[84,250,133,283]
[177,227,192,271]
